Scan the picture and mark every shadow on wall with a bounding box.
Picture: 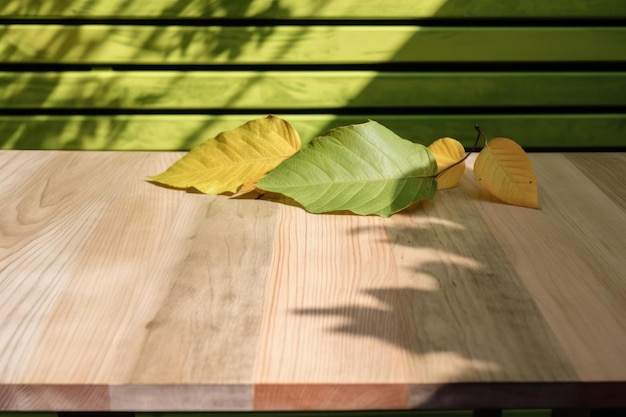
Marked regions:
[1,1,617,148]
[0,0,540,150]
[0,0,294,149]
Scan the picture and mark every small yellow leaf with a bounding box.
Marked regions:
[428,137,466,189]
[148,115,301,194]
[473,138,539,208]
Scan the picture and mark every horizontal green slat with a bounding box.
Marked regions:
[1,0,624,19]
[2,71,625,109]
[1,115,623,150]
[1,26,625,64]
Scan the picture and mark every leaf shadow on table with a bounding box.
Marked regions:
[293,186,575,407]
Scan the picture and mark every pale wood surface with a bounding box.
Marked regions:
[0,151,625,410]
[2,25,625,64]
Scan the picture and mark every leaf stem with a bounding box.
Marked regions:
[434,124,488,179]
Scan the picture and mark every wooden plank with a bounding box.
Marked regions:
[1,150,626,411]
[138,412,472,417]
[0,384,110,410]
[2,71,625,109]
[1,0,625,19]
[252,195,575,391]
[1,25,625,64]
[0,151,275,409]
[566,153,626,210]
[254,383,409,410]
[0,115,624,150]
[0,153,264,410]
[464,153,626,381]
[109,385,252,411]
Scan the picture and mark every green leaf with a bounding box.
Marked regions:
[257,120,438,217]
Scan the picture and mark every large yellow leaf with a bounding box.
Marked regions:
[148,115,300,194]
[428,137,465,189]
[473,138,539,208]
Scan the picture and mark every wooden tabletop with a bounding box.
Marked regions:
[1,150,625,411]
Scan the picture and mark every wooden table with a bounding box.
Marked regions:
[1,150,625,411]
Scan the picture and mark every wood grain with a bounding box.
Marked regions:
[0,384,109,410]
[253,206,412,384]
[0,151,142,384]
[255,384,408,410]
[1,151,625,410]
[3,71,625,109]
[2,114,625,150]
[1,25,624,64]
[2,0,624,19]
[0,151,274,410]
[566,153,626,210]
[465,154,626,381]
[33,153,269,384]
[109,384,252,411]
[384,188,576,386]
